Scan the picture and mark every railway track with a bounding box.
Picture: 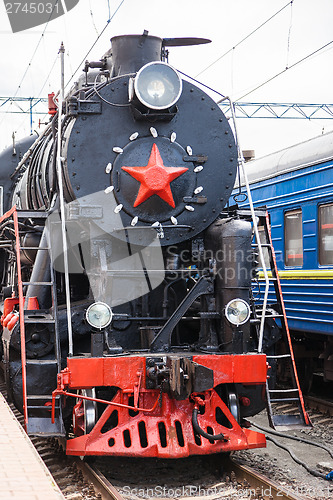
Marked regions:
[304,395,333,421]
[227,460,307,500]
[0,391,306,500]
[106,457,305,500]
[0,374,327,500]
[67,456,125,500]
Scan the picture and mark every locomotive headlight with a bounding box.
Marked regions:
[86,302,113,330]
[134,61,182,110]
[225,299,250,326]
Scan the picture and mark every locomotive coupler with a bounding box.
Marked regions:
[146,356,214,400]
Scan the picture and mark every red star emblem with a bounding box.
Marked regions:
[122,143,188,208]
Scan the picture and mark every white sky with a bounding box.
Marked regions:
[0,0,332,157]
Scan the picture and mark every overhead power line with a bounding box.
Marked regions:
[1,0,125,139]
[0,0,61,133]
[64,0,126,89]
[9,0,61,100]
[195,0,294,78]
[235,39,333,101]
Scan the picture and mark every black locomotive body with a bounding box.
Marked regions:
[0,33,271,457]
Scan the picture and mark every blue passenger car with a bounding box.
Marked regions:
[235,131,333,383]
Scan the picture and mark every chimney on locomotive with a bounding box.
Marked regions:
[109,31,163,77]
[82,33,211,87]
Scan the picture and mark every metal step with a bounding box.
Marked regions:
[27,395,61,419]
[255,277,278,281]
[256,307,284,319]
[27,395,58,400]
[271,414,309,430]
[268,388,298,393]
[251,243,272,247]
[27,404,60,412]
[22,281,53,286]
[24,310,55,321]
[266,354,291,359]
[26,416,65,436]
[21,247,50,251]
[268,397,300,403]
[256,313,284,318]
[24,315,55,324]
[26,359,58,365]
[16,210,48,219]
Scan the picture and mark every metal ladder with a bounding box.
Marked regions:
[14,209,65,435]
[222,98,311,430]
[252,210,311,430]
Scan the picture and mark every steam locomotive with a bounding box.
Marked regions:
[0,33,273,458]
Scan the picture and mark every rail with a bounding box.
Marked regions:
[228,459,309,500]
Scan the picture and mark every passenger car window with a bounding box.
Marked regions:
[284,209,303,266]
[319,203,333,265]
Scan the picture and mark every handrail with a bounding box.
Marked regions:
[55,43,73,356]
[221,96,270,352]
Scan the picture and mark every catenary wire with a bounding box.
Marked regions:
[3,54,57,139]
[88,0,99,35]
[36,55,59,98]
[234,39,333,101]
[64,0,126,90]
[7,0,61,100]
[3,0,122,137]
[195,1,294,78]
[0,0,61,131]
[286,0,294,69]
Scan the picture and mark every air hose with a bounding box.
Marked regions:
[249,421,333,481]
[192,407,227,442]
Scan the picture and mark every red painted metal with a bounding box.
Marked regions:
[51,389,160,423]
[1,295,39,330]
[3,311,16,328]
[48,92,57,115]
[52,353,267,458]
[0,206,33,430]
[7,313,19,330]
[1,297,19,325]
[65,389,265,458]
[26,296,39,310]
[73,399,85,436]
[63,353,267,390]
[13,208,29,431]
[122,143,188,207]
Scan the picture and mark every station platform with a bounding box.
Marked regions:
[0,392,64,500]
